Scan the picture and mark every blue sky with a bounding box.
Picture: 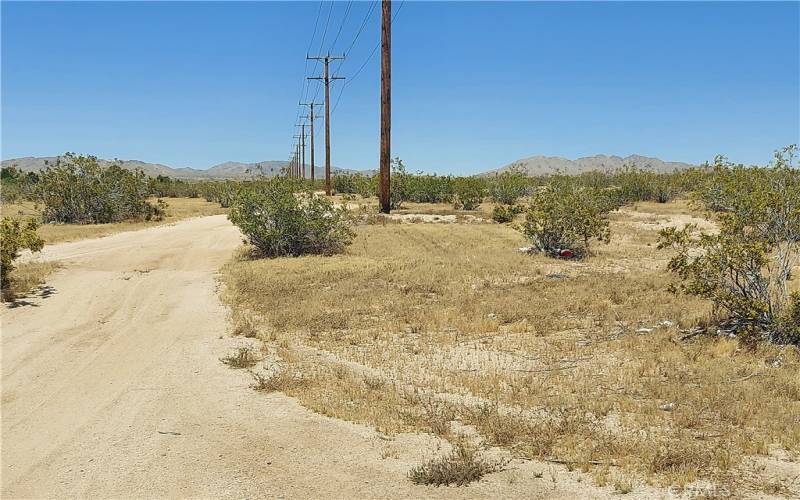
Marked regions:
[2,1,798,174]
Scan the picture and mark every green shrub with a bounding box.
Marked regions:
[519,179,612,258]
[149,175,200,198]
[406,174,454,203]
[1,217,44,292]
[199,180,238,208]
[452,177,486,210]
[389,157,410,209]
[332,173,362,195]
[488,169,528,205]
[228,177,354,257]
[659,147,799,345]
[36,153,165,223]
[491,204,523,223]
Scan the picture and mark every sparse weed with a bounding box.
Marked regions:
[408,441,507,486]
[220,346,258,369]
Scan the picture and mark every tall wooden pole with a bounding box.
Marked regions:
[301,102,318,183]
[308,55,344,196]
[310,104,315,183]
[379,0,391,213]
[301,124,306,179]
[324,59,331,193]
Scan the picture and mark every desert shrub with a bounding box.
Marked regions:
[1,167,39,203]
[491,204,523,223]
[228,177,354,257]
[220,346,258,368]
[519,179,612,258]
[1,217,44,292]
[406,174,454,203]
[36,153,165,223]
[408,442,507,486]
[452,177,486,210]
[488,169,529,205]
[149,175,199,198]
[200,180,238,208]
[659,147,799,345]
[355,175,377,199]
[389,157,410,209]
[332,172,362,195]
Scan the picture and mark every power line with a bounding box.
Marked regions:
[290,1,325,176]
[331,0,404,114]
[334,1,378,75]
[309,1,335,103]
[328,1,354,54]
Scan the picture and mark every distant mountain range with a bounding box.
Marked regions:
[482,154,696,176]
[0,156,362,180]
[2,153,696,179]
[326,154,694,177]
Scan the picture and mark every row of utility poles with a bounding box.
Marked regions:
[287,0,392,214]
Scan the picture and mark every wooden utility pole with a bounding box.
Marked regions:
[308,53,344,195]
[300,102,319,183]
[379,0,392,213]
[294,125,307,179]
[300,124,306,179]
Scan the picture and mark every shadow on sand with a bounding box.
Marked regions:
[3,285,57,308]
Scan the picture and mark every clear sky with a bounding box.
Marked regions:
[2,1,798,174]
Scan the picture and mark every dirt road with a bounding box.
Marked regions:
[2,215,637,499]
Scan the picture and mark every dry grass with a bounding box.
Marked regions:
[1,197,227,244]
[408,441,508,486]
[2,260,60,301]
[221,201,800,496]
[220,346,259,369]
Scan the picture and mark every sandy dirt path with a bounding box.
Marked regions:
[2,215,646,499]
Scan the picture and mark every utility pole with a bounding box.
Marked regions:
[300,123,307,179]
[308,53,344,195]
[294,125,307,179]
[379,0,392,213]
[300,102,319,183]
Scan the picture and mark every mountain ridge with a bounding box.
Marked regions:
[2,153,697,179]
[481,154,696,176]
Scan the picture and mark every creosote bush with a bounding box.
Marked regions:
[519,179,613,258]
[659,146,800,345]
[36,153,165,223]
[452,177,486,210]
[228,177,354,257]
[1,217,44,293]
[488,168,529,205]
[491,204,523,223]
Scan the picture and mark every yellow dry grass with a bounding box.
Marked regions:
[1,197,227,244]
[2,260,60,301]
[223,201,800,497]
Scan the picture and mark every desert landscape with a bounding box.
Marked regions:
[2,151,799,498]
[2,1,798,499]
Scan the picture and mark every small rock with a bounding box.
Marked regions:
[487,313,497,321]
[518,246,533,253]
[636,328,654,334]
[659,320,674,328]
[660,402,675,412]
